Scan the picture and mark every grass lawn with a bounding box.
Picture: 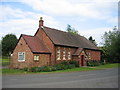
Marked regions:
[0,57,10,66]
[1,63,119,75]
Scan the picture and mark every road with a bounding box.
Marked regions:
[2,68,119,88]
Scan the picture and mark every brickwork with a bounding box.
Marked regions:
[35,28,55,65]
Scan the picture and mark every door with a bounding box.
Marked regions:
[81,55,84,66]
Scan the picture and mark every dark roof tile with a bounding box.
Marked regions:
[43,26,99,50]
[22,34,50,53]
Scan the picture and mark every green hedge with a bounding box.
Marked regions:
[24,60,79,72]
[69,60,79,67]
[87,60,100,67]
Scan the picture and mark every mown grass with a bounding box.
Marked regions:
[1,63,119,75]
[0,56,10,66]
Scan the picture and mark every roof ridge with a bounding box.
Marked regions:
[21,34,34,37]
[43,26,83,38]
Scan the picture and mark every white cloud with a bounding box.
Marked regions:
[0,6,60,39]
[0,0,118,46]
[79,27,112,46]
[19,0,118,21]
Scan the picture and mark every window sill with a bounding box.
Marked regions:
[57,59,61,60]
[18,60,25,62]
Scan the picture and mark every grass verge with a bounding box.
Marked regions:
[1,63,119,75]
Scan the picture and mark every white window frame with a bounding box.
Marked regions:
[63,50,66,60]
[88,53,91,59]
[18,52,25,62]
[68,51,71,60]
[57,47,61,60]
[34,55,39,61]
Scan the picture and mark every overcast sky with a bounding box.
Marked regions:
[0,0,118,46]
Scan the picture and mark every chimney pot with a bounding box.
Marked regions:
[39,17,44,27]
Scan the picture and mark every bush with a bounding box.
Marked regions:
[54,64,65,70]
[60,61,68,65]
[29,60,80,72]
[42,66,52,72]
[51,66,57,71]
[100,61,105,65]
[87,60,100,67]
[24,67,28,71]
[69,61,79,67]
[67,64,76,69]
[30,67,39,72]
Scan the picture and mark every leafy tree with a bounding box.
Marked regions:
[2,34,18,56]
[67,24,78,34]
[88,36,97,46]
[101,26,120,63]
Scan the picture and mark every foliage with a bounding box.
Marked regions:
[88,36,97,46]
[69,60,79,67]
[101,26,120,63]
[87,60,100,67]
[23,67,28,71]
[1,57,10,66]
[27,61,78,72]
[30,67,39,72]
[2,63,119,75]
[60,61,68,65]
[67,24,79,34]
[2,34,18,56]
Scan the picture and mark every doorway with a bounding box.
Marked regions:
[81,55,84,66]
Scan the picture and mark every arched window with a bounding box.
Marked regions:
[68,50,71,60]
[63,50,66,60]
[57,47,61,60]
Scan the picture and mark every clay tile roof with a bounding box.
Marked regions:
[43,26,99,50]
[22,34,50,54]
[73,48,83,56]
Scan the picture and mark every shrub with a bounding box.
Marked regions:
[69,61,79,67]
[87,60,100,67]
[51,66,57,71]
[67,64,75,69]
[60,61,68,65]
[42,66,52,72]
[54,64,65,70]
[30,67,39,72]
[100,61,105,65]
[24,67,28,71]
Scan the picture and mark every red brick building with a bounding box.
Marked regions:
[10,17,101,69]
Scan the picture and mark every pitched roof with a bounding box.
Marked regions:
[73,48,83,56]
[42,26,99,50]
[22,34,50,54]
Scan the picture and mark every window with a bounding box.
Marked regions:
[18,52,25,61]
[34,55,39,61]
[57,47,61,60]
[88,53,91,59]
[63,50,66,60]
[68,50,71,60]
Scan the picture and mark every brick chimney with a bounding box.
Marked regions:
[39,17,44,27]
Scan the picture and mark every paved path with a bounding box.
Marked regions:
[2,68,119,88]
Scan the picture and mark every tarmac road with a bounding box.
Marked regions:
[2,68,119,88]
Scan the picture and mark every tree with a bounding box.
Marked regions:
[67,24,78,34]
[88,36,97,46]
[101,26,120,63]
[2,34,18,56]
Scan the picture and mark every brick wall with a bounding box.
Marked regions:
[55,46,77,64]
[10,37,33,69]
[85,50,101,61]
[35,28,55,65]
[32,54,50,67]
[11,37,51,69]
